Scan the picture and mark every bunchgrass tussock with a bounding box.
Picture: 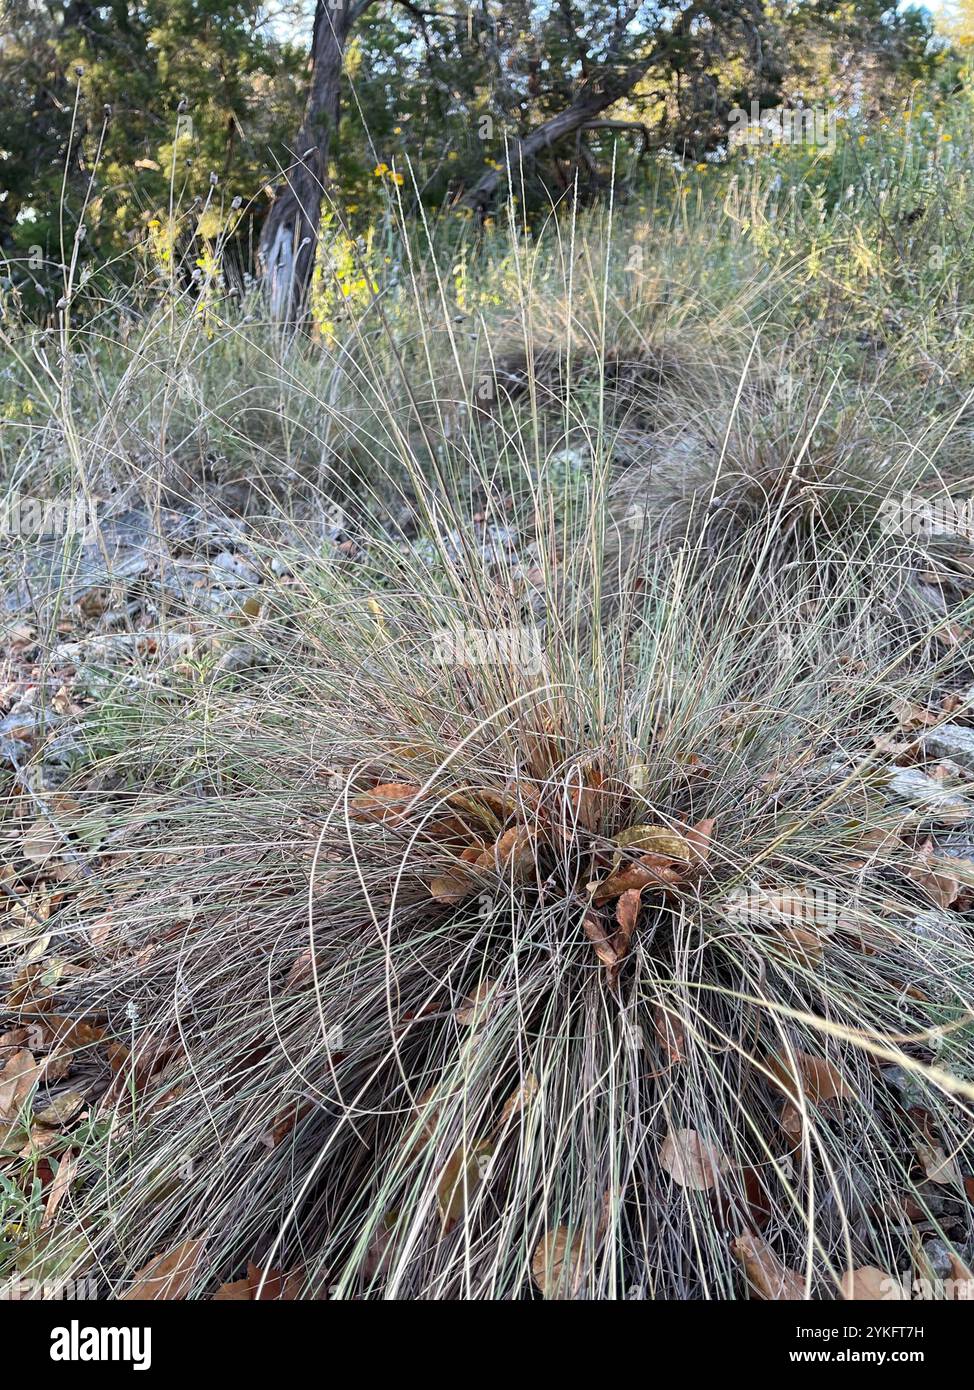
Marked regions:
[4,101,974,1302]
[17,475,974,1299]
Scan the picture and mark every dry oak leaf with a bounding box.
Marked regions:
[437,1140,493,1233]
[915,1139,964,1187]
[582,897,640,986]
[430,866,476,905]
[34,1090,85,1128]
[947,1251,974,1300]
[0,1048,40,1143]
[532,1226,584,1299]
[611,823,693,863]
[659,1128,724,1191]
[498,1072,539,1127]
[684,817,716,865]
[732,1232,806,1300]
[477,826,535,877]
[653,1005,686,1064]
[591,852,684,905]
[892,698,940,731]
[840,1266,904,1300]
[766,1051,852,1106]
[40,1153,79,1231]
[119,1236,207,1300]
[456,979,495,1026]
[350,783,422,824]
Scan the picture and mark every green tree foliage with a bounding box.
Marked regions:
[0,1,305,301]
[0,0,958,308]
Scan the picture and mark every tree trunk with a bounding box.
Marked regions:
[462,57,660,214]
[259,1,371,321]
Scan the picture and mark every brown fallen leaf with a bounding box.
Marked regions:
[840,1265,903,1300]
[766,1050,852,1106]
[614,887,640,949]
[350,783,422,824]
[732,1232,806,1300]
[456,979,495,1026]
[119,1236,207,1300]
[582,897,640,986]
[659,1127,724,1190]
[947,1250,974,1300]
[684,817,716,865]
[430,867,476,905]
[652,1004,686,1064]
[477,826,535,878]
[892,698,939,731]
[213,1277,251,1300]
[437,1140,493,1233]
[531,1226,584,1299]
[0,1048,40,1145]
[916,1138,964,1187]
[40,1153,79,1231]
[498,1072,538,1128]
[34,1090,85,1128]
[591,853,684,905]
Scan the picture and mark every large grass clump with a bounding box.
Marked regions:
[3,97,974,1300]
